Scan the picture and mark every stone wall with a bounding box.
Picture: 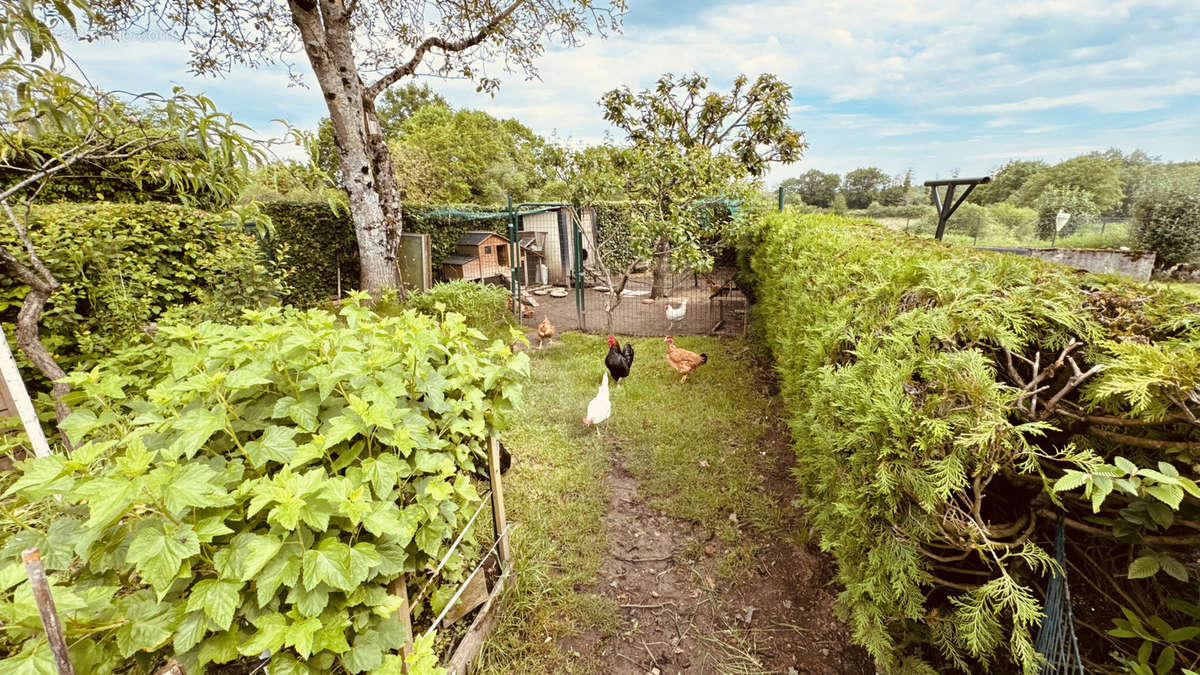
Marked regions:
[977,247,1156,281]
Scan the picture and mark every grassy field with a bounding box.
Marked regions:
[476,332,800,672]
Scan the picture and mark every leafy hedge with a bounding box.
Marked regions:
[0,295,528,673]
[260,201,515,306]
[740,212,1200,673]
[1132,179,1200,268]
[0,202,285,376]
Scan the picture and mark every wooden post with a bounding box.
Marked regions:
[21,548,74,675]
[487,436,511,564]
[390,574,414,670]
[0,329,52,457]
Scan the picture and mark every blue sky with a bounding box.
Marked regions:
[64,0,1200,185]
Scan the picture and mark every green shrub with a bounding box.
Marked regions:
[258,201,360,306]
[986,202,1037,239]
[0,202,286,375]
[0,295,528,673]
[387,281,517,342]
[1035,185,1100,239]
[259,201,519,306]
[740,212,1200,673]
[1132,179,1200,267]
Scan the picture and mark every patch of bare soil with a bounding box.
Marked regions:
[562,429,874,674]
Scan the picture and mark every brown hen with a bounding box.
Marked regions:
[664,335,707,382]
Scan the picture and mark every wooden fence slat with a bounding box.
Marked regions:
[443,567,510,675]
[391,574,415,667]
[21,548,74,675]
[486,436,511,563]
[0,330,52,457]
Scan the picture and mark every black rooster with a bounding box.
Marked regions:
[470,441,511,482]
[605,335,635,385]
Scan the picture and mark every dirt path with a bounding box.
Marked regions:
[564,437,873,674]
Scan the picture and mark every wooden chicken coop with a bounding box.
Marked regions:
[441,231,526,283]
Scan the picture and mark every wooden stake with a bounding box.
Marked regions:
[443,569,509,674]
[21,548,73,675]
[390,574,414,667]
[487,436,511,563]
[0,330,52,457]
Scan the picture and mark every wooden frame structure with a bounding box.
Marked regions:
[924,176,992,241]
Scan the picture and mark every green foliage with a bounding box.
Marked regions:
[1109,602,1200,675]
[830,193,848,215]
[1014,156,1125,214]
[986,202,1038,239]
[942,202,992,241]
[394,105,557,204]
[969,160,1048,205]
[591,200,654,273]
[1035,185,1100,238]
[390,281,517,342]
[740,212,1200,672]
[257,201,525,306]
[1131,178,1200,267]
[0,295,527,672]
[312,84,449,180]
[840,167,890,209]
[259,201,360,306]
[780,170,839,208]
[0,202,285,373]
[599,72,803,285]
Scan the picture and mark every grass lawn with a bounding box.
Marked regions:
[477,332,799,672]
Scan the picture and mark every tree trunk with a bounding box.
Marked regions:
[650,238,670,299]
[290,1,401,293]
[362,97,406,296]
[14,285,71,436]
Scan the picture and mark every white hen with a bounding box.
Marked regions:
[665,298,688,329]
[582,371,611,431]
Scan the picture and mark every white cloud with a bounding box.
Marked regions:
[57,0,1200,181]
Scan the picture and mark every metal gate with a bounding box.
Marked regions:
[506,200,586,329]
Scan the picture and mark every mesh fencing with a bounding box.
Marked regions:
[518,266,749,338]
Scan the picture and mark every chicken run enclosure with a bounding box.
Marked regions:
[495,202,749,338]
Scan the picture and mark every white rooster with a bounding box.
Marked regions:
[582,371,611,435]
[665,297,688,330]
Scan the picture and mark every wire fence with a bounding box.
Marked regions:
[518,266,749,338]
[886,216,1135,249]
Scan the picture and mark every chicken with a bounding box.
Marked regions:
[582,371,611,433]
[706,278,733,299]
[469,441,512,482]
[537,316,555,349]
[665,297,688,330]
[664,336,707,382]
[604,335,635,385]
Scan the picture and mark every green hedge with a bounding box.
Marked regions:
[260,201,517,306]
[741,212,1200,673]
[0,202,284,377]
[1132,179,1200,268]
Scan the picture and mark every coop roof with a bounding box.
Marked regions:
[442,255,477,266]
[456,231,504,246]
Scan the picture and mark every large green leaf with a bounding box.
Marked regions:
[244,425,298,468]
[186,578,241,630]
[302,537,354,592]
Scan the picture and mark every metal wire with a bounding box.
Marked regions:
[1034,514,1085,675]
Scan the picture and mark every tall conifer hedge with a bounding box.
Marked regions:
[741,212,1200,672]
